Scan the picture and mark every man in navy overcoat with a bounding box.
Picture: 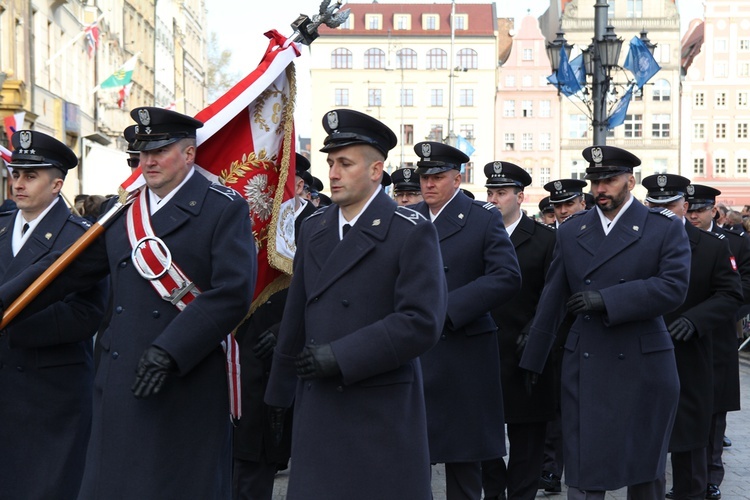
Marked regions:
[265,109,448,500]
[520,146,691,499]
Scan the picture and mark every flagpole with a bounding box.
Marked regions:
[46,12,105,67]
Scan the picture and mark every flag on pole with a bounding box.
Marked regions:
[84,22,100,58]
[117,83,133,109]
[623,36,661,89]
[550,45,583,97]
[607,83,634,129]
[456,135,475,157]
[0,144,11,165]
[3,112,25,145]
[547,53,586,89]
[120,30,301,311]
[94,54,139,93]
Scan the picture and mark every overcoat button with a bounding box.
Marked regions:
[441,334,447,340]
[583,352,590,359]
[115,306,123,314]
[119,261,128,268]
[152,310,160,318]
[337,386,344,392]
[584,315,591,321]
[342,300,349,307]
[313,297,319,303]
[16,366,24,372]
[584,279,591,285]
[112,352,119,359]
[619,279,626,284]
[444,266,449,272]
[618,353,625,360]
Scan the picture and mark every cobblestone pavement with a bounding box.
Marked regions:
[271,352,750,499]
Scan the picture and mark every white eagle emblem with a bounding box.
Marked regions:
[591,147,603,164]
[138,109,151,126]
[686,185,695,196]
[493,161,503,174]
[657,175,667,188]
[403,168,412,180]
[421,143,432,158]
[19,131,32,150]
[554,180,563,192]
[326,111,339,131]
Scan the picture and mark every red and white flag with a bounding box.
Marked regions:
[0,144,12,166]
[84,22,100,58]
[3,112,25,145]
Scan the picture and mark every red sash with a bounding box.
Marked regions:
[126,188,242,419]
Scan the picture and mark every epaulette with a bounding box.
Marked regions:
[0,210,14,217]
[480,201,495,211]
[723,227,745,238]
[534,218,556,231]
[209,184,240,200]
[395,205,426,225]
[307,206,329,219]
[650,207,677,219]
[68,214,92,230]
[560,210,586,224]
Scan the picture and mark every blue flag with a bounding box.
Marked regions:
[556,45,583,97]
[455,135,475,174]
[547,53,586,88]
[607,84,634,129]
[623,36,661,89]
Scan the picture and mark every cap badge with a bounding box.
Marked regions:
[493,161,503,175]
[458,213,464,219]
[421,143,432,158]
[554,181,563,192]
[19,131,32,150]
[591,147,603,164]
[372,219,381,226]
[45,232,52,240]
[633,226,639,232]
[138,109,151,126]
[581,225,587,230]
[145,127,152,135]
[686,185,695,196]
[326,111,339,131]
[657,175,667,189]
[403,169,412,180]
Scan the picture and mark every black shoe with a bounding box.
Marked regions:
[706,484,721,499]
[722,435,732,447]
[666,487,674,499]
[539,471,562,493]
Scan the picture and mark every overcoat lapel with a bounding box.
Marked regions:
[149,173,206,239]
[0,216,15,279]
[511,215,533,249]
[580,200,648,275]
[307,191,392,299]
[417,191,470,242]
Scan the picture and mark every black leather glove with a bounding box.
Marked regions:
[515,331,529,359]
[523,369,539,396]
[268,406,287,446]
[295,344,340,379]
[566,291,605,315]
[252,329,277,360]
[132,346,176,398]
[668,317,696,342]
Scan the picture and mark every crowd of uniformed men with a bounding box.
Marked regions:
[0,105,745,500]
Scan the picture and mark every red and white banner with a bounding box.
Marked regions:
[3,112,25,145]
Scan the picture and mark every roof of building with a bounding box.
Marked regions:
[319,3,497,37]
[681,18,704,72]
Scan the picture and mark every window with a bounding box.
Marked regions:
[652,114,670,138]
[457,48,478,70]
[426,49,447,70]
[626,0,642,18]
[738,158,748,174]
[694,123,705,140]
[715,158,727,175]
[739,92,749,107]
[715,62,728,77]
[652,80,671,101]
[522,48,533,61]
[694,92,705,107]
[366,14,382,30]
[504,75,516,87]
[624,114,642,138]
[334,88,349,106]
[453,14,468,30]
[368,89,382,107]
[400,89,414,107]
[740,63,750,77]
[459,124,475,139]
[540,167,551,186]
[394,14,410,30]
[653,158,668,174]
[693,158,705,175]
[741,39,750,51]
[715,39,727,52]
[423,14,439,30]
[608,0,615,18]
[522,75,532,87]
[504,133,515,151]
[655,43,670,64]
[428,125,444,141]
[331,48,352,69]
[430,89,443,107]
[503,100,515,117]
[522,100,533,117]
[461,163,474,184]
[459,89,474,106]
[402,124,414,145]
[738,123,749,139]
[364,48,385,69]
[569,114,589,138]
[521,133,533,151]
[339,16,352,29]
[540,100,551,118]
[716,123,727,139]
[397,48,417,69]
[716,92,727,107]
[539,133,551,151]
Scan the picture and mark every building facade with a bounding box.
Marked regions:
[681,0,750,208]
[311,2,499,195]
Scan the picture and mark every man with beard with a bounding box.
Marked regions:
[642,175,741,500]
[520,146,691,498]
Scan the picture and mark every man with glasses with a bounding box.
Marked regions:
[391,167,422,206]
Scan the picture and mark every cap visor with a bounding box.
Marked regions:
[416,165,455,176]
[132,137,179,151]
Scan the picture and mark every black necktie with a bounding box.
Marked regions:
[21,223,29,236]
[342,224,351,238]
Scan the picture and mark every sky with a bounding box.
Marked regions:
[205,0,704,138]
